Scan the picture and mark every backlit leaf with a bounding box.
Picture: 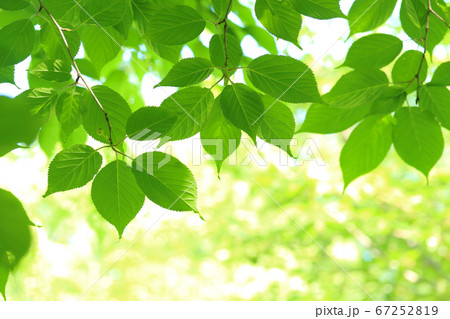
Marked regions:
[208,33,242,69]
[340,115,393,189]
[44,144,103,197]
[0,19,35,68]
[79,0,127,27]
[289,0,345,20]
[91,160,145,237]
[126,107,177,140]
[28,59,72,82]
[419,85,450,130]
[246,55,322,104]
[348,0,397,35]
[157,58,214,87]
[392,50,427,94]
[132,152,198,213]
[393,107,444,178]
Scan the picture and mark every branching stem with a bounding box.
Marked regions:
[37,0,115,147]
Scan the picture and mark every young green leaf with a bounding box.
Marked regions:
[146,5,206,45]
[0,188,34,268]
[28,59,72,82]
[255,0,302,47]
[246,55,322,104]
[324,69,389,108]
[419,85,450,130]
[220,83,265,143]
[82,25,124,72]
[41,0,79,21]
[0,19,35,68]
[0,65,15,85]
[298,103,370,134]
[430,62,450,87]
[82,85,132,144]
[340,115,393,189]
[160,87,214,141]
[209,33,242,69]
[288,0,345,20]
[126,107,177,140]
[156,58,214,87]
[91,160,145,238]
[393,108,444,179]
[132,152,198,213]
[392,50,427,93]
[342,34,403,69]
[56,89,85,140]
[44,145,102,197]
[259,96,296,157]
[79,0,127,27]
[200,98,241,175]
[348,0,397,35]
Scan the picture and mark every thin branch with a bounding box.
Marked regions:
[210,75,225,89]
[218,0,233,69]
[415,0,432,104]
[430,8,450,29]
[37,0,114,147]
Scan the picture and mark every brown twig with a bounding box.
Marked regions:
[37,0,114,147]
[430,8,450,29]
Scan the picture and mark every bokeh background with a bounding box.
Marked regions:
[0,0,449,300]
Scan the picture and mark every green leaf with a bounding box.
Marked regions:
[0,65,15,85]
[157,58,214,87]
[23,87,59,118]
[75,58,99,79]
[56,88,85,140]
[44,144,103,197]
[348,0,397,35]
[259,96,295,157]
[246,55,322,104]
[0,251,8,300]
[126,107,177,140]
[40,22,80,63]
[41,0,80,22]
[298,103,371,134]
[403,0,426,28]
[325,68,389,108]
[420,85,450,130]
[160,87,214,141]
[255,0,302,47]
[147,40,182,64]
[430,61,450,86]
[392,50,427,94]
[393,107,444,178]
[132,152,198,213]
[201,98,241,175]
[220,83,265,143]
[212,0,232,19]
[400,0,447,53]
[208,33,242,69]
[0,19,35,68]
[28,59,72,82]
[91,160,145,237]
[288,0,345,20]
[369,87,406,115]
[342,34,403,69]
[82,85,132,144]
[146,5,206,45]
[39,112,60,158]
[0,0,29,11]
[340,115,393,189]
[0,95,42,156]
[82,25,124,72]
[79,0,127,27]
[0,188,33,269]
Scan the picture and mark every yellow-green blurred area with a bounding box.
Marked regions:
[1,130,450,300]
[1,0,450,301]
